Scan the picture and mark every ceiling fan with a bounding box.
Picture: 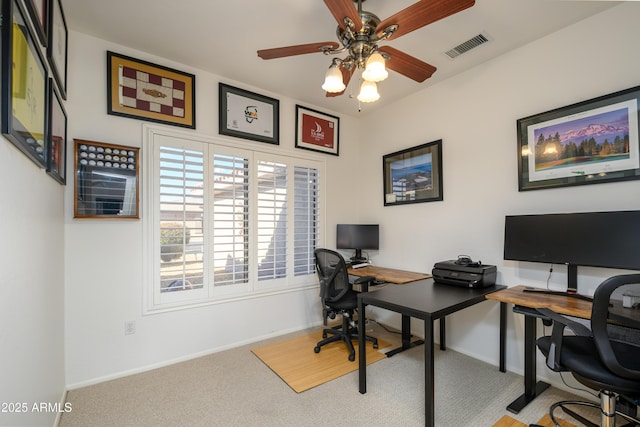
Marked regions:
[257,0,476,102]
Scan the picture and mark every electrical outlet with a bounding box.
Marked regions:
[124,320,136,335]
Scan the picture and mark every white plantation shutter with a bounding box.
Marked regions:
[212,153,250,287]
[256,160,287,281]
[158,146,205,293]
[294,166,319,276]
[145,128,324,311]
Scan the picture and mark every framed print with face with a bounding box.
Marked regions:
[219,83,279,145]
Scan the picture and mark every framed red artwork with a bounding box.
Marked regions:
[295,105,339,156]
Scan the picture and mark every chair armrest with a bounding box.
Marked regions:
[354,275,375,293]
[537,308,592,371]
[537,308,592,336]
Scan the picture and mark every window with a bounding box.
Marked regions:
[145,129,323,311]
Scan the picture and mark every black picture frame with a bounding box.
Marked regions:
[47,0,67,99]
[1,0,49,168]
[517,85,640,191]
[219,83,279,145]
[46,78,67,184]
[107,51,196,129]
[295,105,339,156]
[383,140,443,206]
[24,0,48,47]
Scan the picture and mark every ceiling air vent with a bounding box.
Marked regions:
[445,33,489,59]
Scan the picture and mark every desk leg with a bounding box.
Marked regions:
[500,302,506,373]
[506,313,550,413]
[358,297,367,394]
[386,314,425,357]
[440,317,446,351]
[425,318,435,427]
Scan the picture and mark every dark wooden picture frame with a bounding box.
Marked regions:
[295,105,339,156]
[219,83,279,145]
[1,0,49,168]
[74,139,140,219]
[517,85,640,191]
[24,0,48,47]
[47,0,66,99]
[46,78,67,184]
[107,51,196,129]
[383,140,443,206]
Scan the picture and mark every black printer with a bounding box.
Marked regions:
[432,257,496,288]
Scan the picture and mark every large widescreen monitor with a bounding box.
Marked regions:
[336,224,379,263]
[504,210,640,296]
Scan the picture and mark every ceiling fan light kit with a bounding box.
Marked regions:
[357,80,380,103]
[322,62,347,93]
[257,0,475,106]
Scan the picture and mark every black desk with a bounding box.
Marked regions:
[357,279,506,427]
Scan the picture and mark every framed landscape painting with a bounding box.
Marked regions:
[383,140,443,206]
[517,85,640,191]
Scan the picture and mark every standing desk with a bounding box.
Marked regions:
[348,264,431,284]
[357,279,507,427]
[485,286,592,413]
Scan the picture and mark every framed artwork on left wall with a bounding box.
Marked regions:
[46,79,67,184]
[1,0,49,168]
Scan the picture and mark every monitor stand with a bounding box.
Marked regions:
[522,264,592,302]
[350,249,367,265]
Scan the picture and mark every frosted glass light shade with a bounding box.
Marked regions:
[321,66,345,93]
[357,80,380,103]
[362,52,388,82]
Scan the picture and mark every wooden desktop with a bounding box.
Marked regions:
[347,264,431,284]
[486,285,593,414]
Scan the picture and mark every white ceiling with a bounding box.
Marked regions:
[62,0,620,116]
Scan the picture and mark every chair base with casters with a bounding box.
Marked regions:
[314,307,378,362]
[546,392,639,427]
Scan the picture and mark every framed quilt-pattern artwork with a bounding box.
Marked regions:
[107,51,196,129]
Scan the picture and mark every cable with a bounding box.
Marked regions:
[366,318,402,335]
[546,264,554,289]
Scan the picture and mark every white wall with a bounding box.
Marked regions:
[4,0,633,401]
[63,32,363,387]
[0,136,66,425]
[359,2,640,381]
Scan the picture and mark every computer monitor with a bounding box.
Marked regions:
[504,210,640,299]
[336,224,379,263]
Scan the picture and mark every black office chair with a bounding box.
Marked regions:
[313,248,378,361]
[536,274,640,427]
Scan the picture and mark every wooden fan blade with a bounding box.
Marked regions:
[324,0,362,32]
[377,0,475,40]
[379,46,436,82]
[257,42,339,60]
[326,65,354,97]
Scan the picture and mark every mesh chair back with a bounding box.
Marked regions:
[314,248,350,303]
[591,274,640,380]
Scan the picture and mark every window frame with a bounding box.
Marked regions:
[142,126,325,313]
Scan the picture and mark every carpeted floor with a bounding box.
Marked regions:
[60,322,600,426]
